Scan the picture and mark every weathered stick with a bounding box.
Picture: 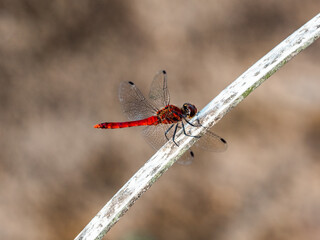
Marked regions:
[75,14,320,240]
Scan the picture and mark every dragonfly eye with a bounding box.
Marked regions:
[183,104,188,111]
[182,103,197,118]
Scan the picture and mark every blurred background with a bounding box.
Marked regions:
[1,1,320,240]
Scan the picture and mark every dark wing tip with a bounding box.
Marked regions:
[220,138,227,144]
[162,70,166,74]
[128,81,135,85]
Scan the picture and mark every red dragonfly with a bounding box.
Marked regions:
[95,70,227,164]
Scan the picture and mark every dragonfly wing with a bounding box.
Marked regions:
[142,123,195,165]
[177,150,195,165]
[148,70,170,109]
[119,81,158,121]
[178,130,227,165]
[142,124,172,150]
[194,130,227,152]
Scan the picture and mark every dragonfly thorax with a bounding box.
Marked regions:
[181,103,197,119]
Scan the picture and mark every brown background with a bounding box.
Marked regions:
[1,1,320,240]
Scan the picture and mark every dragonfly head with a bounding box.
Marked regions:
[182,103,197,119]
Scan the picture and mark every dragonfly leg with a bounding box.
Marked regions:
[196,117,203,126]
[182,120,200,138]
[172,123,180,147]
[184,117,202,128]
[164,124,175,141]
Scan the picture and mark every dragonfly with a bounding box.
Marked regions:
[94,70,227,164]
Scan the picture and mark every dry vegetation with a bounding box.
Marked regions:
[0,1,319,240]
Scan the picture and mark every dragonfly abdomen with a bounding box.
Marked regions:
[94,116,159,129]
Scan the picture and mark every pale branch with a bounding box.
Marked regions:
[75,14,320,240]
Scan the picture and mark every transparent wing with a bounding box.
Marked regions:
[148,70,170,109]
[142,123,195,165]
[178,130,227,165]
[142,124,173,150]
[177,150,195,165]
[194,130,227,152]
[119,81,158,121]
